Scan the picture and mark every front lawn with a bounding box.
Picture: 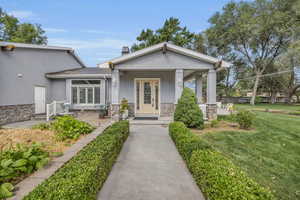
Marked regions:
[235,103,300,112]
[197,112,300,200]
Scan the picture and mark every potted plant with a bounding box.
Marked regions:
[99,105,107,118]
[120,98,129,120]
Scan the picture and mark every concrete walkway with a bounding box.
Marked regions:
[97,125,205,200]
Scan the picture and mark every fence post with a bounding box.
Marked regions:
[46,104,50,121]
[54,101,57,116]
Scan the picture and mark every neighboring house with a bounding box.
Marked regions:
[0,41,230,125]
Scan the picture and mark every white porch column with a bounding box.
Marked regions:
[195,75,203,104]
[206,69,217,120]
[175,69,184,104]
[111,69,120,120]
[207,69,216,104]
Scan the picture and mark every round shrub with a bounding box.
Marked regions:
[236,110,255,129]
[174,88,204,129]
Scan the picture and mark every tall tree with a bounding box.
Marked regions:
[206,0,297,105]
[0,8,47,44]
[131,17,205,52]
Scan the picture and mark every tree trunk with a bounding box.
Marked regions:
[250,73,261,105]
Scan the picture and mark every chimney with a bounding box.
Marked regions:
[121,46,130,55]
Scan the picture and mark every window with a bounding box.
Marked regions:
[71,80,102,105]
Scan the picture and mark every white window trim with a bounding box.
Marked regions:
[70,79,105,106]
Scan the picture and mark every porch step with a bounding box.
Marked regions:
[129,118,172,125]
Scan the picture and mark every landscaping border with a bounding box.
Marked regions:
[8,120,113,200]
[169,122,275,200]
[21,120,129,200]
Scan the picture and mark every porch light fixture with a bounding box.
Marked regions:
[2,44,16,51]
[108,61,114,69]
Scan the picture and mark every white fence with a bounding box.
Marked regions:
[46,101,67,121]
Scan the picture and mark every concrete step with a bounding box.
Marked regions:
[129,120,171,125]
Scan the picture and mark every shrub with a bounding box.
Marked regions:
[31,123,51,130]
[169,122,211,162]
[189,150,274,200]
[0,143,49,199]
[174,88,204,129]
[51,115,94,141]
[24,121,129,200]
[236,110,255,129]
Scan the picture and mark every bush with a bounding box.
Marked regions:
[169,122,211,162]
[24,121,129,200]
[189,150,274,200]
[174,88,204,129]
[51,115,94,141]
[0,143,49,199]
[169,122,275,200]
[236,110,255,129]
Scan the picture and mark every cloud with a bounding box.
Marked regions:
[48,38,133,50]
[44,28,68,33]
[8,10,35,19]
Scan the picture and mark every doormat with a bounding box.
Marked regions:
[134,117,158,120]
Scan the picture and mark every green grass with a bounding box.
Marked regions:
[235,103,300,112]
[200,112,300,200]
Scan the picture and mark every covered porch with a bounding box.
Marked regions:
[109,42,230,121]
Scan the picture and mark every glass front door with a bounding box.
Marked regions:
[135,79,159,115]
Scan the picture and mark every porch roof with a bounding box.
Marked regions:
[101,42,231,70]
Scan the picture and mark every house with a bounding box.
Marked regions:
[0,42,86,125]
[0,41,230,125]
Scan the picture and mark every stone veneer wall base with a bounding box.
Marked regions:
[0,104,34,125]
[206,104,217,121]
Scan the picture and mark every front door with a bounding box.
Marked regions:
[135,79,160,116]
[34,86,46,114]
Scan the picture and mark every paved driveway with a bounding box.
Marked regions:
[97,124,205,200]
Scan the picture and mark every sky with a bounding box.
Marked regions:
[0,0,234,67]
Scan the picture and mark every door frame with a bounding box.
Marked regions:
[34,85,46,114]
[134,78,161,117]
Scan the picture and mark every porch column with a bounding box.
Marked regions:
[195,74,203,104]
[206,69,217,120]
[111,69,120,121]
[175,69,184,104]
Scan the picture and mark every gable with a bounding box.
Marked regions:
[115,49,214,70]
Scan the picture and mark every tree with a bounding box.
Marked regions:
[131,17,205,52]
[206,0,297,105]
[0,8,47,44]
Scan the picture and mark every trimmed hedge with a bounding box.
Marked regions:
[23,121,129,200]
[190,150,274,200]
[169,122,211,162]
[169,122,275,200]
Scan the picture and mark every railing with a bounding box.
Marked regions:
[46,100,67,121]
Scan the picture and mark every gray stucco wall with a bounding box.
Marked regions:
[0,48,83,106]
[50,79,66,101]
[119,71,175,104]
